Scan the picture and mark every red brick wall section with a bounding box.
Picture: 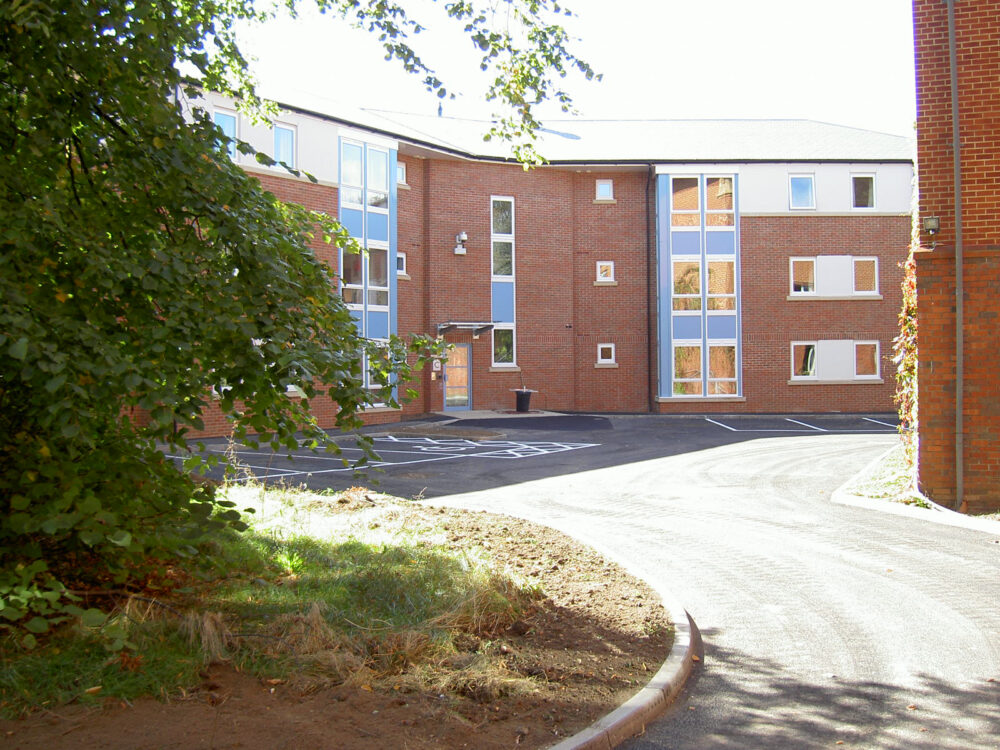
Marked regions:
[913,0,1000,512]
[655,215,908,414]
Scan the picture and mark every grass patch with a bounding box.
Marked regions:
[0,486,542,718]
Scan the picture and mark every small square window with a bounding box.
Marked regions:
[791,342,816,378]
[397,162,407,185]
[790,258,816,294]
[852,175,874,209]
[855,342,880,378]
[595,179,614,200]
[789,175,815,210]
[274,124,295,168]
[853,258,878,293]
[396,252,407,275]
[596,261,615,282]
[597,343,616,364]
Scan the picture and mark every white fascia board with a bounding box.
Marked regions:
[655,164,742,175]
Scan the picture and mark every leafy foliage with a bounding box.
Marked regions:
[893,245,919,472]
[1,0,591,643]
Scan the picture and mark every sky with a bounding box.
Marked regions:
[238,0,917,138]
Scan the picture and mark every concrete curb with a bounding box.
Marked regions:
[830,443,1000,535]
[547,593,697,750]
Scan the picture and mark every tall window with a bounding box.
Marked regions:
[852,175,875,209]
[213,110,237,159]
[491,197,516,365]
[666,174,739,398]
[274,125,295,168]
[789,174,815,210]
[340,141,364,207]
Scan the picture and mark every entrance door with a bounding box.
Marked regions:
[443,344,471,410]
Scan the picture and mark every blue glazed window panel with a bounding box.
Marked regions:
[367,310,389,340]
[671,231,701,255]
[672,315,702,340]
[341,208,364,239]
[367,212,389,243]
[707,315,738,340]
[706,231,736,254]
[492,281,515,323]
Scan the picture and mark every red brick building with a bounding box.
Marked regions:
[193,92,912,434]
[913,0,1000,513]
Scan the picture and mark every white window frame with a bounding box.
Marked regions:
[852,256,879,295]
[363,338,390,408]
[790,341,818,380]
[340,139,365,209]
[597,343,616,364]
[670,175,701,230]
[671,255,703,313]
[851,173,876,210]
[707,341,739,395]
[706,257,737,312]
[672,341,704,396]
[789,174,816,210]
[365,240,390,311]
[595,179,614,201]
[396,161,407,185]
[492,325,516,367]
[396,251,407,276]
[789,257,817,296]
[213,108,238,160]
[365,146,390,216]
[854,341,881,379]
[491,196,515,280]
[273,123,296,168]
[596,261,615,283]
[704,175,735,229]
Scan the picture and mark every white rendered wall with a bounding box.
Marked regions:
[189,91,402,186]
[736,162,913,214]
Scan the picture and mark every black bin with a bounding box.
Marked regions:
[515,389,532,413]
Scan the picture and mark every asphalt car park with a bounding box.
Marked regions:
[170,413,900,499]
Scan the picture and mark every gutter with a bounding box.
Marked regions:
[945,0,965,512]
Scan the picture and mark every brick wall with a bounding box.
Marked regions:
[655,214,908,414]
[913,0,1000,512]
[166,155,910,438]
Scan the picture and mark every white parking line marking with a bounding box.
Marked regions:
[705,417,739,432]
[172,435,600,482]
[862,417,899,429]
[785,418,827,432]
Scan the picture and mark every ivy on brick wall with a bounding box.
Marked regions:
[893,247,918,472]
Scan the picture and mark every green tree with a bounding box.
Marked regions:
[0,0,595,640]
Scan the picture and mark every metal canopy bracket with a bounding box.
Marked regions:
[436,321,495,336]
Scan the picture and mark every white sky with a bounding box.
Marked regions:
[239,0,917,137]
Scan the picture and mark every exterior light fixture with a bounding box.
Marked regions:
[922,215,941,235]
[454,231,468,255]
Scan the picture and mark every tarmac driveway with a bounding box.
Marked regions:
[181,413,1000,747]
[413,416,999,749]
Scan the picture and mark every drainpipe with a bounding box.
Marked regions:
[945,0,964,511]
[646,166,655,413]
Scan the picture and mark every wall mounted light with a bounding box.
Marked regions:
[922,216,941,235]
[454,231,468,255]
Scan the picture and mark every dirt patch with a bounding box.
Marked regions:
[1,507,671,749]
